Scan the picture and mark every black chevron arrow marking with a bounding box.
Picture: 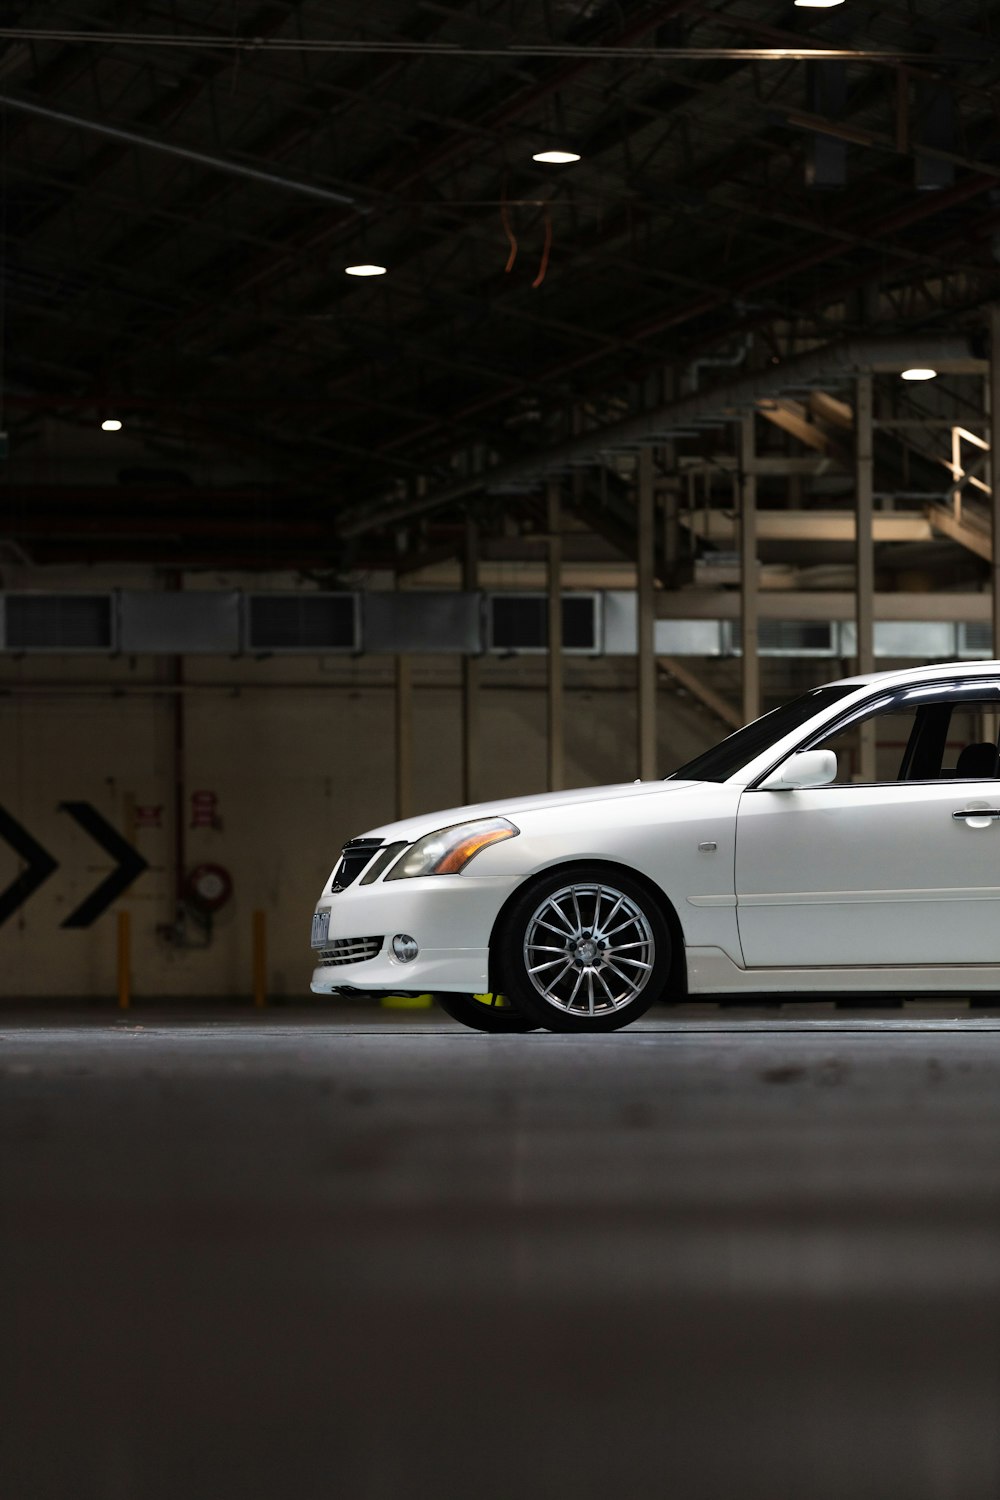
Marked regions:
[0,806,59,927]
[60,801,149,929]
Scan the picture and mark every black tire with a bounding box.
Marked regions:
[433,991,539,1033]
[496,866,671,1033]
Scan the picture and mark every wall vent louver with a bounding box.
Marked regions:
[729,620,836,658]
[246,593,359,652]
[3,594,113,651]
[486,593,602,654]
[959,621,993,659]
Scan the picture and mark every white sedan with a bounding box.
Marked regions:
[310,660,1000,1031]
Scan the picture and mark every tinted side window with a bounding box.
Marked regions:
[802,682,1000,784]
[812,706,923,783]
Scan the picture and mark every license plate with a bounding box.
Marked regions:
[310,910,330,948]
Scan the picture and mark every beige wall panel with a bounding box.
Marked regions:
[0,662,719,1001]
[181,687,397,999]
[409,681,465,816]
[0,694,172,999]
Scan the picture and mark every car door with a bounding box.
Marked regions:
[734,680,1000,969]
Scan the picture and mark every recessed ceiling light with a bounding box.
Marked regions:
[794,0,845,8]
[101,418,123,431]
[345,263,387,277]
[532,150,581,164]
[901,368,937,381]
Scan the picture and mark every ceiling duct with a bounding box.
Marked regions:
[806,61,848,189]
[915,81,956,191]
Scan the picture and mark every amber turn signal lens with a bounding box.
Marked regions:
[435,825,515,874]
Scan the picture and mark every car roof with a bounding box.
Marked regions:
[825,659,1000,690]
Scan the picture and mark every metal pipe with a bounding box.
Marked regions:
[395,653,413,821]
[636,448,657,777]
[0,93,362,208]
[855,373,877,781]
[0,676,658,696]
[682,334,753,394]
[169,572,186,919]
[117,911,131,1011]
[546,480,564,792]
[252,911,267,1010]
[739,417,760,725]
[0,30,946,61]
[990,306,1000,655]
[461,518,481,806]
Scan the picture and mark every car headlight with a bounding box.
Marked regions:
[385,817,518,880]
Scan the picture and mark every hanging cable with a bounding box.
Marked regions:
[500,175,517,273]
[532,208,553,289]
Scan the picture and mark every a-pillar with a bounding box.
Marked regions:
[546,479,564,791]
[739,416,760,725]
[636,446,657,777]
[855,372,876,782]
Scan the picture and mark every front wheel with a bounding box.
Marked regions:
[434,991,539,1033]
[496,868,671,1032]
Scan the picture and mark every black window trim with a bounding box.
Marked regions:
[746,676,1000,791]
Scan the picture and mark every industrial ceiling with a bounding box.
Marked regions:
[3,1,1000,573]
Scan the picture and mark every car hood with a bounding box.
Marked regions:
[362,778,699,844]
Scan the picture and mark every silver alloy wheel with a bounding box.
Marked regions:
[522,881,656,1018]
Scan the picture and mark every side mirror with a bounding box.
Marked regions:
[759,748,838,791]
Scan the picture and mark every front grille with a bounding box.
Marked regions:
[316,935,383,967]
[331,837,383,892]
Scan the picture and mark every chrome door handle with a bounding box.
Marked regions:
[953,808,1000,820]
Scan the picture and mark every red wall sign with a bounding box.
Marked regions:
[190,790,221,830]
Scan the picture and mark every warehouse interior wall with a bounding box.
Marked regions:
[0,636,723,1001]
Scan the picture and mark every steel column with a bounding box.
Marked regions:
[461,517,481,804]
[990,306,1000,656]
[395,569,413,820]
[547,480,564,792]
[395,655,413,820]
[662,473,680,583]
[855,372,876,782]
[637,447,658,777]
[739,416,760,725]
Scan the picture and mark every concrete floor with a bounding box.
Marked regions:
[3,1005,1000,1500]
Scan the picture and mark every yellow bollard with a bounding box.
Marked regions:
[252,909,267,1009]
[117,910,131,1011]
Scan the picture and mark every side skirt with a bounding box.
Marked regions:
[686,946,1000,996]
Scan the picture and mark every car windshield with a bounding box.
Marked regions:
[667,685,857,783]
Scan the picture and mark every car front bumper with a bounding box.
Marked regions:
[308,873,521,995]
